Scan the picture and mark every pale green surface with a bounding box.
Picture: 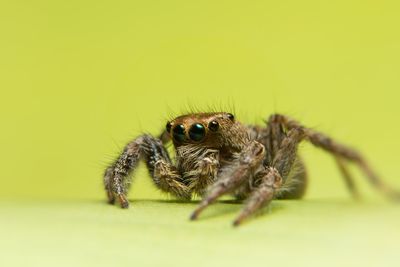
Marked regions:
[1,0,400,266]
[1,199,400,267]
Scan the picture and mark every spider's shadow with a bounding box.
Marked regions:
[148,199,242,205]
[128,198,246,219]
[148,199,287,222]
[99,198,288,223]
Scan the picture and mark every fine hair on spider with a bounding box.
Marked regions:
[103,110,400,226]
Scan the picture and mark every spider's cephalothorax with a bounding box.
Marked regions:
[104,112,399,226]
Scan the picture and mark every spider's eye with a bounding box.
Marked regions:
[166,122,172,133]
[173,124,186,142]
[227,113,235,122]
[208,120,219,132]
[189,123,206,142]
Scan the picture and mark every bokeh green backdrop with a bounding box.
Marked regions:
[2,0,399,200]
[1,1,400,267]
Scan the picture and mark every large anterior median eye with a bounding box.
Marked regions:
[173,124,186,142]
[189,123,206,141]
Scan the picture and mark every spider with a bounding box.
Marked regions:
[103,112,399,226]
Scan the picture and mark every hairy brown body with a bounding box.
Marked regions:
[104,112,399,226]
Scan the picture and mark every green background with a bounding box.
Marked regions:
[1,1,400,267]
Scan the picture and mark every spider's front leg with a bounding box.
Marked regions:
[190,141,266,220]
[104,134,190,208]
[232,167,282,226]
[232,128,305,226]
[191,129,305,224]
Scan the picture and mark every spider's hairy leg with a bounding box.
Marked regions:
[104,134,190,208]
[233,167,282,226]
[233,128,305,226]
[272,114,400,200]
[334,156,360,199]
[248,119,308,200]
[190,141,265,220]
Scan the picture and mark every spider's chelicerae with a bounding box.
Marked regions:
[104,112,399,226]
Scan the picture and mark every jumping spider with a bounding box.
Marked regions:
[104,112,399,226]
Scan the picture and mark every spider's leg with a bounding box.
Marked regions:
[272,113,400,200]
[233,167,282,226]
[248,116,308,199]
[334,156,360,199]
[190,141,265,220]
[233,128,305,226]
[247,115,287,166]
[104,134,190,208]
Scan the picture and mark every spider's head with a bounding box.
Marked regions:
[165,112,240,148]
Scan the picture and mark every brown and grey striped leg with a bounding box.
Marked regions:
[252,114,288,165]
[104,134,190,208]
[334,156,360,199]
[249,116,308,199]
[233,128,305,226]
[271,113,400,200]
[190,141,266,220]
[233,167,282,226]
